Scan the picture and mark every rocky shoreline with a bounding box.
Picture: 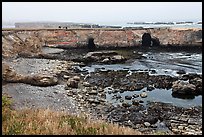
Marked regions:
[2,45,202,135]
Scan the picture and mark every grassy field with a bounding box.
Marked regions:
[2,94,142,135]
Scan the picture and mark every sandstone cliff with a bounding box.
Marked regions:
[2,28,202,58]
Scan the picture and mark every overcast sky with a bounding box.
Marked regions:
[2,2,202,24]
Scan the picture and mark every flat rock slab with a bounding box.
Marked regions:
[42,47,65,54]
[2,83,80,115]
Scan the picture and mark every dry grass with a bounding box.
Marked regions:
[2,94,142,135]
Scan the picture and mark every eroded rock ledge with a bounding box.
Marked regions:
[2,28,202,58]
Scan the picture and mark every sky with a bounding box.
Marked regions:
[2,2,202,25]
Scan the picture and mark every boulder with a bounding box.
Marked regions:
[111,55,126,62]
[140,92,148,98]
[2,63,58,87]
[2,63,24,82]
[67,77,80,88]
[83,51,126,64]
[172,80,196,95]
[27,75,58,87]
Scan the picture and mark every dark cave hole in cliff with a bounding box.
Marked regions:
[152,37,160,46]
[87,37,96,51]
[142,33,160,47]
[142,33,152,47]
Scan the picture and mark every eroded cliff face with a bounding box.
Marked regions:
[2,28,202,58]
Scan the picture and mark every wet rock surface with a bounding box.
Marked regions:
[2,46,202,135]
[82,51,127,64]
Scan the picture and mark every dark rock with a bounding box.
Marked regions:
[83,51,126,64]
[120,99,124,102]
[135,84,144,91]
[150,69,157,74]
[144,115,159,124]
[132,94,139,98]
[125,95,132,100]
[189,77,202,88]
[120,90,125,93]
[128,104,145,112]
[67,77,79,88]
[147,85,155,91]
[177,70,186,74]
[172,80,196,95]
[116,94,122,99]
[132,100,140,106]
[139,100,144,103]
[151,36,160,46]
[122,102,131,107]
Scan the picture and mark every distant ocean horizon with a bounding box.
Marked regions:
[2,21,202,29]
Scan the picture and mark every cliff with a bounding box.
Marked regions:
[2,28,202,57]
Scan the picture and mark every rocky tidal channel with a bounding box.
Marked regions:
[2,46,202,135]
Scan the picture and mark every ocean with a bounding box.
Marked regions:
[2,21,202,29]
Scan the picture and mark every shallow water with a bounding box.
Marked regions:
[105,87,202,108]
[79,48,202,108]
[81,50,202,76]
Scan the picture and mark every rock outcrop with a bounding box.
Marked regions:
[83,51,126,64]
[2,28,202,58]
[172,80,196,95]
[2,62,58,87]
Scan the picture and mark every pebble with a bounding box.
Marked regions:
[140,92,147,98]
[144,122,151,127]
[139,100,144,103]
[63,75,70,79]
[53,91,58,94]
[108,90,112,94]
[178,125,184,130]
[132,94,139,98]
[88,90,98,95]
[125,95,132,100]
